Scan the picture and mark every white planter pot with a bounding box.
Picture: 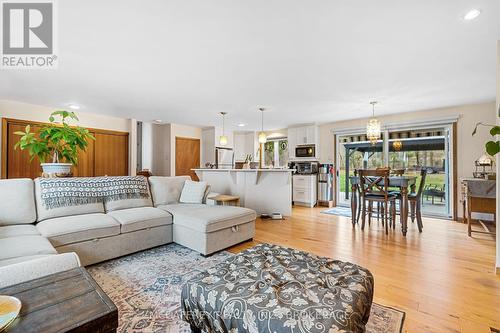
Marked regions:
[40,163,73,177]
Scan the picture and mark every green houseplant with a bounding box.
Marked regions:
[472,122,500,156]
[15,110,95,176]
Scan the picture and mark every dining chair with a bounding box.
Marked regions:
[358,169,397,234]
[408,169,427,232]
[391,169,427,232]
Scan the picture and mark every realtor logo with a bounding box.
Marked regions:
[1,0,57,69]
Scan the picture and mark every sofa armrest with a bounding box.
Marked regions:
[204,192,219,205]
[0,252,81,288]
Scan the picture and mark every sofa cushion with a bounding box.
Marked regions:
[0,178,37,225]
[36,213,121,247]
[35,178,105,222]
[104,178,153,212]
[179,180,207,204]
[149,176,190,206]
[0,225,40,239]
[0,255,53,267]
[107,207,173,233]
[0,236,57,261]
[104,197,153,212]
[157,204,256,233]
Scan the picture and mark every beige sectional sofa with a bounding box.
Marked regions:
[0,176,256,288]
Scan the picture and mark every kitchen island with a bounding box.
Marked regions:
[193,168,293,216]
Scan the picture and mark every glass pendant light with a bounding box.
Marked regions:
[393,140,403,151]
[366,101,381,145]
[219,112,228,146]
[258,108,267,144]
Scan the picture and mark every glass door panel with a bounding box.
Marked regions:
[388,128,451,217]
[337,134,384,207]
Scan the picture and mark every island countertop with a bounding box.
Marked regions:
[193,168,292,216]
[192,168,293,172]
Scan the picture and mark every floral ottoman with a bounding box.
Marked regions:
[181,243,374,333]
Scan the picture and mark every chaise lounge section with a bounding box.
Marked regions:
[0,176,256,287]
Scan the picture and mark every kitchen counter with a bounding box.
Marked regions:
[193,168,292,216]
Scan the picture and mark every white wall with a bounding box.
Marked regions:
[318,101,496,218]
[496,41,500,272]
[141,122,153,171]
[0,99,133,175]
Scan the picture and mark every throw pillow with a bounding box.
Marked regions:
[179,180,208,204]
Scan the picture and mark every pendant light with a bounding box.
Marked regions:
[393,140,403,151]
[366,101,381,145]
[258,107,267,144]
[219,112,228,146]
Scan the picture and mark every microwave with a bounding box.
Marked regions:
[295,145,315,158]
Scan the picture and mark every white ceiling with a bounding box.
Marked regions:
[1,0,499,131]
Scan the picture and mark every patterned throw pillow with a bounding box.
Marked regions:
[179,180,208,204]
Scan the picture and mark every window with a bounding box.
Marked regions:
[264,139,288,167]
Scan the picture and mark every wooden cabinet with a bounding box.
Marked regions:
[292,174,317,207]
[1,118,129,179]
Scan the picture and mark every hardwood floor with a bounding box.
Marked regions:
[229,206,500,333]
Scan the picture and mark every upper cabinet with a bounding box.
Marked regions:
[287,124,319,159]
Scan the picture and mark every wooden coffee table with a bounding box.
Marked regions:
[0,267,117,333]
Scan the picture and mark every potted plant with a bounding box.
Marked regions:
[15,110,95,177]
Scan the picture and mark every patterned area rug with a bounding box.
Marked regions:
[321,206,352,217]
[88,244,405,333]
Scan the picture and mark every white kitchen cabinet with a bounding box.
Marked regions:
[288,124,319,159]
[292,174,317,207]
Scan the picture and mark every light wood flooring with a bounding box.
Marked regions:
[229,206,500,333]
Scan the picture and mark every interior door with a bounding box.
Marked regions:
[94,133,129,176]
[175,137,200,180]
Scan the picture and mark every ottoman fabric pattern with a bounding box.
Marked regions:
[181,243,374,333]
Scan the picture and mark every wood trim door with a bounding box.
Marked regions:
[1,118,128,179]
[175,137,200,181]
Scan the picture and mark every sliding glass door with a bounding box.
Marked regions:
[336,125,453,218]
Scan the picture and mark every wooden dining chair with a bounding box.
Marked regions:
[358,169,397,234]
[409,169,427,232]
[391,169,427,232]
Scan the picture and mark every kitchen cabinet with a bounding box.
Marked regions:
[292,174,317,207]
[288,125,319,159]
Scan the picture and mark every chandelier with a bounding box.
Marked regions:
[366,101,381,145]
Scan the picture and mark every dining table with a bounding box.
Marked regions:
[349,175,417,236]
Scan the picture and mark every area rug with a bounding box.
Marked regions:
[88,244,405,333]
[321,206,352,217]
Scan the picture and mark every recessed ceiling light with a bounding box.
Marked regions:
[154,119,163,123]
[237,123,245,127]
[68,104,80,110]
[463,9,481,21]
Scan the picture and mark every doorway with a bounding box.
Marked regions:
[175,137,200,180]
[335,125,454,218]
